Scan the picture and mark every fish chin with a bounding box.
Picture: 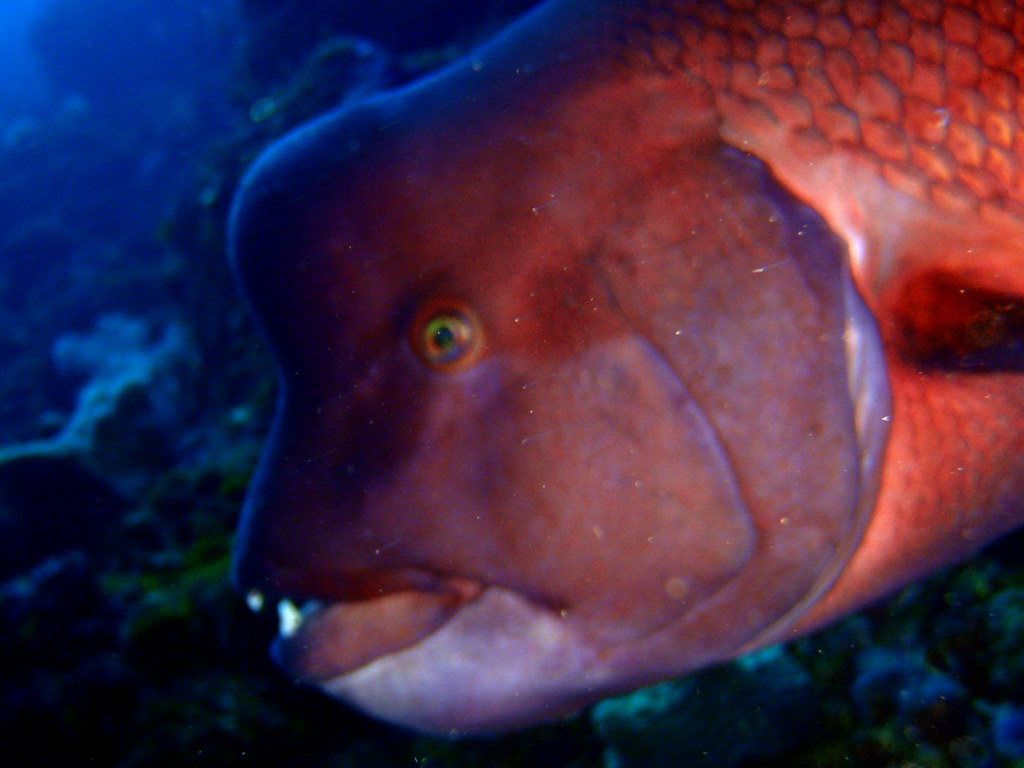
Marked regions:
[314,587,602,734]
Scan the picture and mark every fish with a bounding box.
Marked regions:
[228,0,1024,734]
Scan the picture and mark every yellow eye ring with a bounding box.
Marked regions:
[410,298,484,371]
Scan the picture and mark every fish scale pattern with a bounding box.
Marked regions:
[623,0,1024,218]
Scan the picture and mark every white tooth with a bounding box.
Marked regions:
[246,589,265,613]
[278,599,304,638]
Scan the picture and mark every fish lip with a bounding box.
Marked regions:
[316,584,595,734]
[267,577,487,683]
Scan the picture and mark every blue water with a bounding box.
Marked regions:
[0,0,51,114]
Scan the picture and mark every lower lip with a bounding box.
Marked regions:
[271,584,483,681]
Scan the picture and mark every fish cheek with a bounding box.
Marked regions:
[560,145,878,660]
[470,335,760,643]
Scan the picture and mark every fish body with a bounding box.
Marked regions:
[229,0,1024,733]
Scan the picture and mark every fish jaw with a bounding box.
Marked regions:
[276,587,601,734]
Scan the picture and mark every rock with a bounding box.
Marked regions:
[592,646,814,768]
[0,314,195,577]
[0,455,124,580]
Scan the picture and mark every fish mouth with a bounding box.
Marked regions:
[245,578,597,733]
[246,576,488,682]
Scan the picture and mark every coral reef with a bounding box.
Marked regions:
[593,647,813,767]
[0,314,196,578]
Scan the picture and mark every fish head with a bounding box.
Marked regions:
[228,17,889,731]
[225,0,1024,736]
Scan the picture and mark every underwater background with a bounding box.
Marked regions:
[2,0,1024,765]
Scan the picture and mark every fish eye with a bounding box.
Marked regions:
[410,298,483,371]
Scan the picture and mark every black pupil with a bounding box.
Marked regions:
[433,324,456,350]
